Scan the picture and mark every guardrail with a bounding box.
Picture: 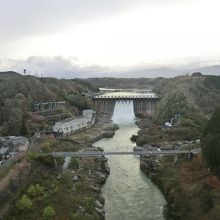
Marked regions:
[47,148,200,157]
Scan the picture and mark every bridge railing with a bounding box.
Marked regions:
[48,148,200,157]
[92,95,158,99]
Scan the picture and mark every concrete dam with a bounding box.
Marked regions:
[92,94,159,116]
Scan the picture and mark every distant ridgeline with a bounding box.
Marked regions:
[0,72,97,136]
[0,71,21,76]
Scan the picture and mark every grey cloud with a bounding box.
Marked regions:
[0,0,145,41]
[0,0,192,42]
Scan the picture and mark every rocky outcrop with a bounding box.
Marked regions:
[70,113,118,144]
[96,207,105,219]
[102,157,110,175]
[139,140,200,177]
[92,122,119,141]
[69,153,110,219]
[140,155,162,178]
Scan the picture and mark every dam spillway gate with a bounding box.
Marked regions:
[92,94,159,116]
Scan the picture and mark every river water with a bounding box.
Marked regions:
[94,99,166,220]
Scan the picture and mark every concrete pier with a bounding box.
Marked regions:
[93,99,116,116]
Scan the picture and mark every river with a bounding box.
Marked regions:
[93,98,166,220]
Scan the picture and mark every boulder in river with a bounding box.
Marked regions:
[95,207,105,219]
[102,159,110,175]
[96,200,103,209]
[89,185,101,193]
[102,130,115,138]
[95,171,107,184]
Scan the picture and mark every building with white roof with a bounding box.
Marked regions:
[53,109,96,136]
[53,117,88,136]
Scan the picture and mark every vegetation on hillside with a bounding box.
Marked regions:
[0,72,96,136]
[155,76,220,120]
[152,75,220,139]
[204,75,220,90]
[151,154,220,220]
[202,107,220,174]
[5,157,100,220]
[135,75,220,219]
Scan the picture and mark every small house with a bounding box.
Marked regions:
[165,122,172,128]
[0,147,9,160]
[10,136,29,152]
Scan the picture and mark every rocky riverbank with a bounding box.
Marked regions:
[56,113,118,219]
[60,113,119,219]
[69,113,119,144]
[139,140,199,178]
[136,118,220,220]
[79,155,110,219]
[63,151,110,219]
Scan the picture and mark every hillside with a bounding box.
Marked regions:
[0,72,97,136]
[0,71,20,76]
[154,75,220,133]
[0,73,111,220]
[134,75,220,145]
[135,76,220,220]
[155,75,220,117]
[202,107,220,174]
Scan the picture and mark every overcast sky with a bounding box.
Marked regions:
[1,0,220,77]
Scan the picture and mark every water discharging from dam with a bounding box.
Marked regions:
[94,99,166,220]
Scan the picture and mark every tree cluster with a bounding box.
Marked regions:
[202,107,220,174]
[0,72,96,136]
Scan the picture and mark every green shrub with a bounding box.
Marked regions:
[16,195,32,211]
[27,185,37,198]
[42,206,56,219]
[68,158,79,170]
[35,184,44,195]
[83,197,95,214]
[60,172,73,189]
[26,183,44,201]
